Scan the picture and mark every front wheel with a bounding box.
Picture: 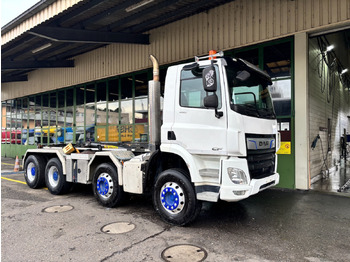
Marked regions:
[92,163,124,207]
[153,169,202,226]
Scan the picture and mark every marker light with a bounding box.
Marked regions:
[209,50,217,60]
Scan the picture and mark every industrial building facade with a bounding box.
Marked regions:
[2,0,350,191]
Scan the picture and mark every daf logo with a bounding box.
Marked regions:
[247,138,275,150]
[259,141,269,147]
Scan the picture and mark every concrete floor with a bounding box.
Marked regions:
[2,170,350,261]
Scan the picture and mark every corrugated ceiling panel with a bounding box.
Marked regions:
[2,0,350,100]
[2,0,83,45]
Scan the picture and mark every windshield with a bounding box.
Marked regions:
[225,59,276,119]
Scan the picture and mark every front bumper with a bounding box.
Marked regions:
[220,172,279,202]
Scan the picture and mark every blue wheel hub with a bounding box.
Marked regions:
[53,171,59,181]
[161,188,179,211]
[31,167,36,176]
[97,177,109,196]
[160,182,185,214]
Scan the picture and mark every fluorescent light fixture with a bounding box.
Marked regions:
[125,0,154,12]
[80,87,95,92]
[341,68,348,75]
[326,45,334,52]
[32,43,52,53]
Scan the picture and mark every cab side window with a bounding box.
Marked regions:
[180,66,221,108]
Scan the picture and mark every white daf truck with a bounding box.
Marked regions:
[23,51,280,225]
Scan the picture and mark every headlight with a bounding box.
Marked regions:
[227,167,248,185]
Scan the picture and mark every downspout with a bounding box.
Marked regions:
[148,55,161,152]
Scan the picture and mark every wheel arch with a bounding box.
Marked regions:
[88,152,123,186]
[145,145,199,191]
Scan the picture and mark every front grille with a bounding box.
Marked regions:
[246,134,276,179]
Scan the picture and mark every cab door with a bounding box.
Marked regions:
[171,64,227,155]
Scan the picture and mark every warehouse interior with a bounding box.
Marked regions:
[308,28,350,194]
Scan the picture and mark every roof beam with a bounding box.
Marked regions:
[28,26,149,45]
[2,75,28,83]
[2,60,74,70]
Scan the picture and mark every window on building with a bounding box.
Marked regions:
[96,82,107,142]
[1,101,9,144]
[264,42,292,117]
[135,72,149,142]
[108,78,120,142]
[65,88,74,143]
[120,77,133,142]
[76,86,86,142]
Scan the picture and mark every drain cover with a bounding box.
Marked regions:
[101,222,136,234]
[161,244,207,262]
[43,205,74,213]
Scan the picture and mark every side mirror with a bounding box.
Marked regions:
[204,94,218,109]
[202,66,217,92]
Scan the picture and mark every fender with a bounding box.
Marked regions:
[160,143,201,182]
[88,150,134,186]
[23,148,67,174]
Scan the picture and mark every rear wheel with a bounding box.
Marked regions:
[45,158,71,195]
[153,169,202,226]
[92,163,124,207]
[24,155,45,189]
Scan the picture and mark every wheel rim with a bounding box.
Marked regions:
[26,162,36,183]
[96,173,114,199]
[48,166,60,188]
[160,182,185,214]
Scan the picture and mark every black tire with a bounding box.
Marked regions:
[45,158,71,195]
[92,163,124,207]
[24,155,46,189]
[153,169,202,226]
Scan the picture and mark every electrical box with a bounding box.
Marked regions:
[66,153,93,184]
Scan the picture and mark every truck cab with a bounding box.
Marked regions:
[160,53,279,204]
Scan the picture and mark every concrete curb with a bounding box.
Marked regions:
[1,171,25,175]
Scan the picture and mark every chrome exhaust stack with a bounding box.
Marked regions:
[148,55,161,152]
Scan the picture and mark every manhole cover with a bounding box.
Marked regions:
[101,222,136,234]
[161,244,207,262]
[42,205,74,213]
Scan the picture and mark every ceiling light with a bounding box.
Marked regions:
[326,45,334,52]
[125,0,154,12]
[341,68,348,75]
[32,43,52,53]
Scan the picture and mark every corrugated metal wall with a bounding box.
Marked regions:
[2,0,350,100]
[2,0,83,45]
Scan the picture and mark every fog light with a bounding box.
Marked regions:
[233,190,247,196]
[227,167,248,185]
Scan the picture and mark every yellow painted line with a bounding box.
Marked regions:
[1,176,48,190]
[1,176,27,185]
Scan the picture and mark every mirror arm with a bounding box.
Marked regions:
[215,109,223,119]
